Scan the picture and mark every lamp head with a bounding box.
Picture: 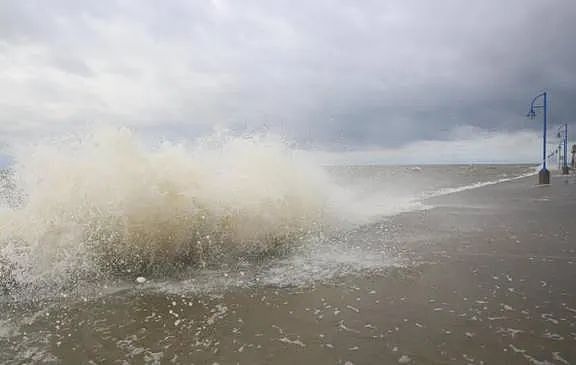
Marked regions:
[527,109,536,119]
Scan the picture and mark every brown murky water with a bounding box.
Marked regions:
[5,166,575,364]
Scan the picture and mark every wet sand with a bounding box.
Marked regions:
[3,173,576,364]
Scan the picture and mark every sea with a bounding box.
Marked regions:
[0,129,537,364]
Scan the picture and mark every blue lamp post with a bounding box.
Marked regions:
[556,125,563,169]
[561,123,570,175]
[527,92,550,184]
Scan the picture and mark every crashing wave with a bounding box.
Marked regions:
[0,128,338,291]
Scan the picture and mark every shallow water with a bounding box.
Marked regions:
[0,166,533,363]
[0,135,538,363]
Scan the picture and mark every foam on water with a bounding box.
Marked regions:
[422,168,538,199]
[0,128,348,293]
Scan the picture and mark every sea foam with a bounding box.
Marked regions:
[0,127,339,290]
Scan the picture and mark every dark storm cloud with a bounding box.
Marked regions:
[0,0,575,151]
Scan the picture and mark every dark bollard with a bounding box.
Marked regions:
[538,168,550,184]
[562,166,570,175]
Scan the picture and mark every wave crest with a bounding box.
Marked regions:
[0,128,335,289]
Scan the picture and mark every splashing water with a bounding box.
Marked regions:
[0,128,342,292]
[0,128,538,297]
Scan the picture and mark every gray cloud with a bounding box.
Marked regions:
[0,0,575,153]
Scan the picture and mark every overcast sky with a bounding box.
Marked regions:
[1,0,575,163]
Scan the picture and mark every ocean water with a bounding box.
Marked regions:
[0,129,536,363]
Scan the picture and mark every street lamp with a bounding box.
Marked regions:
[558,123,570,175]
[556,125,563,170]
[527,92,550,184]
